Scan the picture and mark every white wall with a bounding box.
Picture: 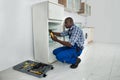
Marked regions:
[87,0,120,43]
[0,0,47,71]
[0,0,85,71]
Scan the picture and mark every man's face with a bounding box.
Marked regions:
[64,21,72,28]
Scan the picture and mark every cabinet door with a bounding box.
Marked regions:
[88,28,94,43]
[73,0,81,12]
[66,0,73,10]
[85,28,94,44]
[82,28,89,45]
[48,2,64,20]
[78,2,91,16]
[58,0,66,7]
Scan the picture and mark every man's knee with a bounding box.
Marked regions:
[53,47,66,55]
[56,52,67,63]
[53,47,61,55]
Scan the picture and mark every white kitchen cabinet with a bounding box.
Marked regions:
[82,28,88,45]
[78,2,91,16]
[32,1,64,64]
[88,27,94,43]
[48,2,64,20]
[82,27,94,45]
[65,0,73,11]
[58,0,81,12]
[73,0,81,12]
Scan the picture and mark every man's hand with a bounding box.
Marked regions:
[51,35,72,47]
[51,35,58,41]
[49,29,52,33]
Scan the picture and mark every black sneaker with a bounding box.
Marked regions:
[70,58,81,69]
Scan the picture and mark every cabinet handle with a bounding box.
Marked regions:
[85,33,88,39]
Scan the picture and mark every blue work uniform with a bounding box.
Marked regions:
[53,25,84,64]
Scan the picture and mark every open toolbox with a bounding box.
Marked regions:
[13,60,54,78]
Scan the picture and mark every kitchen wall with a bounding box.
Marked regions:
[0,0,48,71]
[87,0,120,43]
[0,0,85,71]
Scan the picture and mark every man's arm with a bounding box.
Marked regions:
[57,39,72,47]
[51,35,72,47]
[49,29,61,36]
[52,32,61,36]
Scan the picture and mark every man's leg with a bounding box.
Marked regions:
[56,48,83,69]
[56,48,77,64]
[53,46,70,55]
[70,49,83,69]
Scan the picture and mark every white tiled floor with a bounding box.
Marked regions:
[0,43,120,80]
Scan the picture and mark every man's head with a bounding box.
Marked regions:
[64,17,74,28]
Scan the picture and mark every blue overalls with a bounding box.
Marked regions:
[53,44,83,64]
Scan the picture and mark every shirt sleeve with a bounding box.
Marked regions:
[60,30,69,37]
